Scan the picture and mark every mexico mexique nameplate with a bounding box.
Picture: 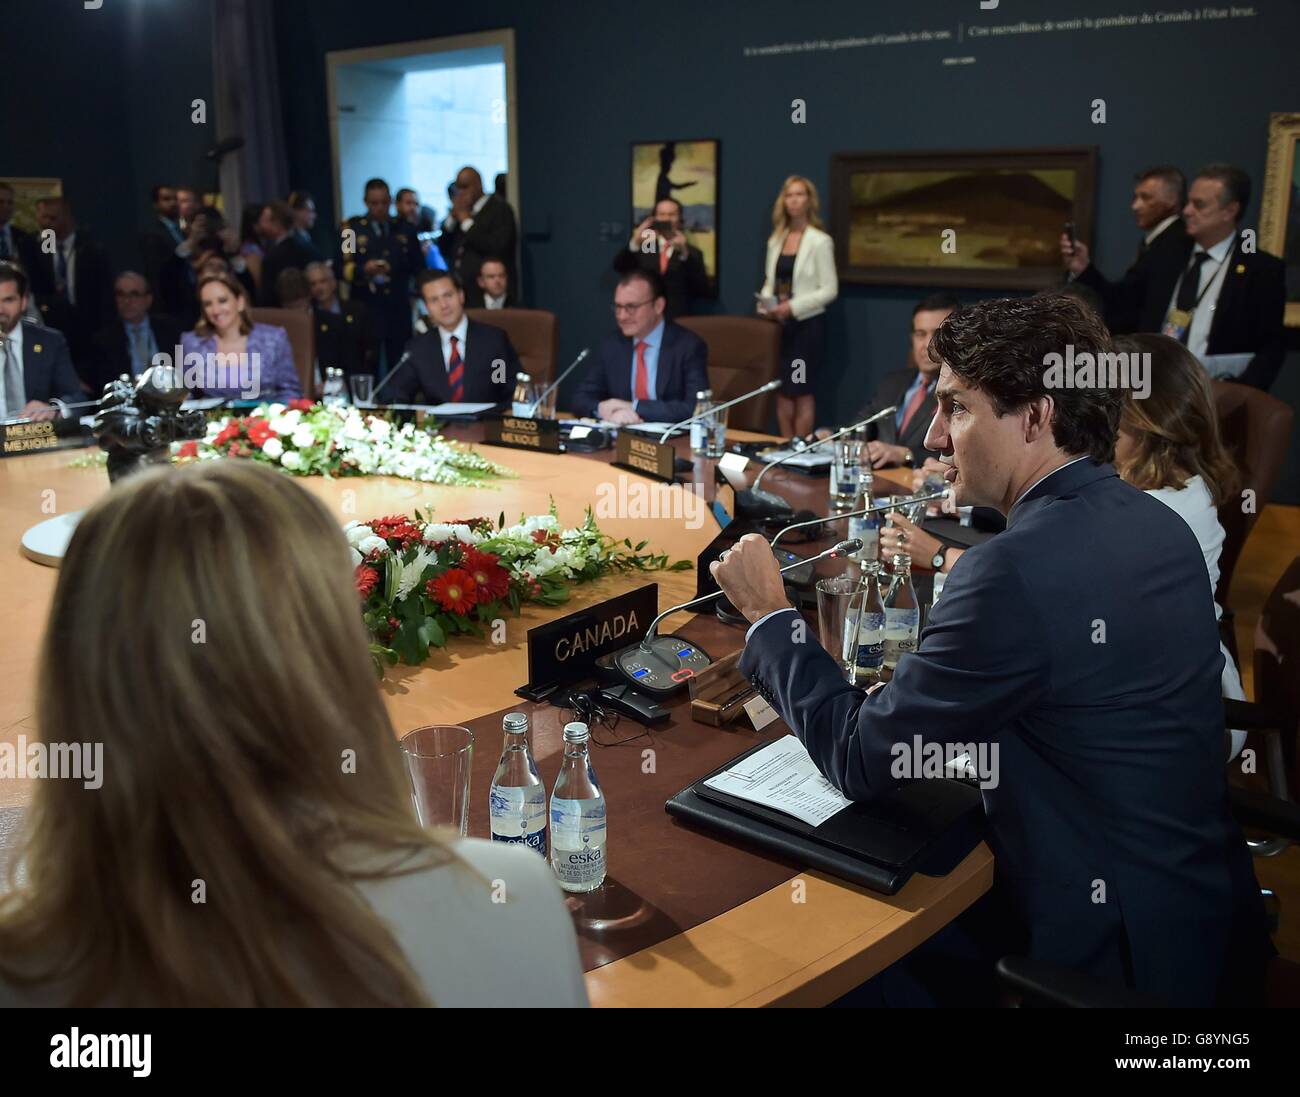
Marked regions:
[1,420,86,457]
[614,431,675,482]
[525,582,658,688]
[482,415,563,453]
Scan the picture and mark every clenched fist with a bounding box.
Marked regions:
[708,534,791,626]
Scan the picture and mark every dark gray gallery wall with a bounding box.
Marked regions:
[4,0,1298,499]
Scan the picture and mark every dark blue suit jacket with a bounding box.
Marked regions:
[741,459,1268,1004]
[15,321,85,406]
[388,319,517,405]
[571,322,708,423]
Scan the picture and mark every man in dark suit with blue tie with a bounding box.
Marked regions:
[710,295,1269,1006]
[89,271,182,396]
[571,269,708,424]
[385,270,517,406]
[0,263,86,420]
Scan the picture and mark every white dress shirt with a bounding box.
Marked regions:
[444,194,490,233]
[1,321,26,414]
[1168,233,1234,360]
[484,293,507,310]
[1144,214,1179,246]
[437,314,470,375]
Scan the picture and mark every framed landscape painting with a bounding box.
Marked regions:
[630,138,719,297]
[830,147,1098,290]
[1259,112,1300,328]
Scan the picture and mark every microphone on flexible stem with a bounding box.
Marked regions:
[769,489,949,551]
[527,347,589,416]
[655,378,782,445]
[736,405,897,521]
[369,349,414,403]
[610,538,863,696]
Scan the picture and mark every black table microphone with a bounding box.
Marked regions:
[610,538,862,696]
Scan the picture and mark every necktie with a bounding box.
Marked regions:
[55,246,68,295]
[130,324,149,375]
[447,335,464,401]
[898,379,930,435]
[2,335,23,416]
[634,341,650,401]
[1175,252,1210,312]
[658,240,670,276]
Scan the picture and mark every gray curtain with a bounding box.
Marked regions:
[211,0,289,219]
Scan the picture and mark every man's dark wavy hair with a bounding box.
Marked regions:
[928,294,1123,463]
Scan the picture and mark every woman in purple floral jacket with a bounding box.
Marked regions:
[180,271,301,401]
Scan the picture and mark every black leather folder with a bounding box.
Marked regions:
[665,740,986,895]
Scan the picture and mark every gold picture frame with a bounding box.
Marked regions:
[0,177,63,234]
[1259,112,1300,328]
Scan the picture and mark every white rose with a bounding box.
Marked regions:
[343,415,369,441]
[345,524,374,547]
[261,437,284,459]
[358,535,388,556]
[265,403,286,417]
[349,546,363,568]
[280,450,303,471]
[368,418,392,439]
[269,410,300,434]
[291,425,316,449]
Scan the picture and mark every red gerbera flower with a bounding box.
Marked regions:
[355,565,380,599]
[462,548,510,602]
[176,440,199,459]
[214,421,241,447]
[430,568,478,614]
[369,514,423,547]
[246,417,276,447]
[289,398,314,411]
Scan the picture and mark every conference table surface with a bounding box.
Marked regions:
[0,418,992,1008]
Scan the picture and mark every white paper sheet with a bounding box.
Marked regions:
[756,447,833,468]
[703,734,853,827]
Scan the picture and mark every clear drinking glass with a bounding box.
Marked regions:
[530,382,557,420]
[705,404,729,457]
[349,373,375,407]
[399,725,474,835]
[830,438,863,510]
[816,575,861,681]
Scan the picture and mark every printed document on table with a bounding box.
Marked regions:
[704,734,853,827]
[422,402,498,415]
[756,447,833,469]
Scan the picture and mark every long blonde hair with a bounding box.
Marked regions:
[0,459,453,1005]
[1113,333,1238,506]
[769,174,825,239]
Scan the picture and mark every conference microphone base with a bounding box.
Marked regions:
[735,487,795,523]
[611,635,713,697]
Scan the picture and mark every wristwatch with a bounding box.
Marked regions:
[901,448,915,467]
[931,548,947,571]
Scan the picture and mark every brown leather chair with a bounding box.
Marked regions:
[676,316,781,432]
[248,307,316,398]
[466,308,558,384]
[1213,382,1295,633]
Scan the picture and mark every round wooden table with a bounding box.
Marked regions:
[0,426,992,1006]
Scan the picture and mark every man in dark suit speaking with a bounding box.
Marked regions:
[385,270,517,406]
[571,269,709,425]
[710,295,1268,1006]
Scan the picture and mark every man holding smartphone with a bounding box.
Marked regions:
[613,197,709,320]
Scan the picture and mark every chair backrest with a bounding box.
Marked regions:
[1212,381,1294,606]
[465,308,558,384]
[1253,553,1300,758]
[248,307,316,398]
[675,316,781,432]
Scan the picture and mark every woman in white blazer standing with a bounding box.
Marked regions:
[757,175,838,438]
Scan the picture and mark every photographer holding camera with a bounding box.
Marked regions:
[613,197,709,321]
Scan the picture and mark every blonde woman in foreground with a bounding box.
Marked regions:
[0,459,588,1007]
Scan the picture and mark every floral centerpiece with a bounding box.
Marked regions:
[174,400,512,487]
[349,505,690,669]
